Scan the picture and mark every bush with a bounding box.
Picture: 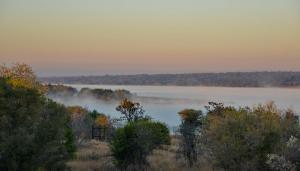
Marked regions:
[0,70,76,170]
[110,120,170,170]
[202,102,300,171]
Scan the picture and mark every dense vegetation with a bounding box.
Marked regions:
[111,119,170,170]
[78,88,132,101]
[1,64,300,171]
[0,64,76,170]
[40,72,300,87]
[46,84,133,101]
[66,106,112,146]
[202,102,300,170]
[111,99,170,170]
[46,84,78,97]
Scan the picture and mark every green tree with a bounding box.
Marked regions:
[0,64,75,170]
[32,100,76,170]
[110,119,170,170]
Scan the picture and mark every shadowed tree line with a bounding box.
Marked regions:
[40,72,300,87]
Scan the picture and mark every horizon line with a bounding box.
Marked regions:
[38,70,300,78]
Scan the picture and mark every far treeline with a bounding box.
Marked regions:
[40,72,300,87]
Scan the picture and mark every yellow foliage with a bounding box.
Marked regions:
[120,98,135,109]
[0,63,45,93]
[95,115,109,127]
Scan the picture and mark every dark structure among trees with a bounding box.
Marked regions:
[92,126,108,140]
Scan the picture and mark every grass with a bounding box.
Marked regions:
[67,140,116,171]
[67,138,217,171]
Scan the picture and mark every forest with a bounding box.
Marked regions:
[1,64,300,171]
[40,72,300,87]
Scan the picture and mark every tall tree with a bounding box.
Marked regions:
[178,109,203,167]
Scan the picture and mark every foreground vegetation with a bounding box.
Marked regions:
[1,64,300,171]
[67,139,212,171]
[0,64,76,170]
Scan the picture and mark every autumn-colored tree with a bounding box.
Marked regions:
[0,63,45,92]
[0,63,35,80]
[116,98,145,122]
[95,115,110,127]
[68,106,89,120]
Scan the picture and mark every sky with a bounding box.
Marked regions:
[0,0,299,76]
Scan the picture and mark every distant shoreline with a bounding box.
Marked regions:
[39,72,300,88]
[60,83,300,89]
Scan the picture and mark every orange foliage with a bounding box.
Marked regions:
[95,115,109,127]
[67,106,88,120]
[178,109,201,122]
[120,98,136,109]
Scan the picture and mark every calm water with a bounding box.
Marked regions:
[56,84,300,126]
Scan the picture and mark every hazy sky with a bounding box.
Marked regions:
[0,0,299,76]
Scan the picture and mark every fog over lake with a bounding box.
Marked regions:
[51,84,300,127]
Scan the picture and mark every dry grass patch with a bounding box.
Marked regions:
[68,139,217,171]
[67,140,117,171]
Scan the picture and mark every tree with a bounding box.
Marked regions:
[33,100,76,170]
[178,109,203,167]
[0,65,75,170]
[110,119,170,170]
[67,106,94,146]
[116,98,145,122]
[0,63,45,92]
[88,109,99,121]
[95,115,110,127]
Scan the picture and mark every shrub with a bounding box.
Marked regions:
[110,120,170,170]
[202,102,300,171]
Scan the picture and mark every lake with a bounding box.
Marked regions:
[54,84,300,127]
